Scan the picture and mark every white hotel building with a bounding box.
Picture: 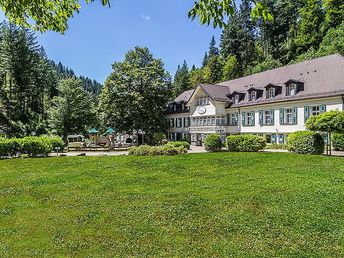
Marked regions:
[166,54,344,146]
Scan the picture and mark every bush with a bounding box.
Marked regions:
[204,134,222,152]
[287,131,324,155]
[0,138,21,158]
[332,133,344,151]
[227,134,266,152]
[42,136,65,151]
[128,144,187,156]
[264,143,287,150]
[19,137,53,157]
[167,141,190,150]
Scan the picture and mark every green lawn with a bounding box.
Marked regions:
[0,153,343,257]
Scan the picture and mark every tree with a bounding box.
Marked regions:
[98,47,171,135]
[48,78,95,138]
[222,55,240,81]
[248,55,282,74]
[295,0,324,54]
[172,61,191,97]
[323,0,344,30]
[204,55,223,83]
[190,68,205,87]
[0,0,110,33]
[208,36,219,57]
[202,52,209,67]
[188,0,272,28]
[306,110,344,155]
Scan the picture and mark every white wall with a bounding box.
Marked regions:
[166,113,190,134]
[226,96,343,134]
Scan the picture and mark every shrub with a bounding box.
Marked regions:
[128,144,187,156]
[332,133,344,151]
[19,137,53,157]
[287,131,324,155]
[167,141,190,150]
[227,134,266,152]
[0,138,21,158]
[42,136,65,151]
[264,143,287,150]
[204,134,222,152]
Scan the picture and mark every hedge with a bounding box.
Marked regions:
[226,134,266,152]
[204,134,222,152]
[0,136,63,158]
[167,141,190,150]
[128,144,187,156]
[287,131,324,155]
[332,133,344,151]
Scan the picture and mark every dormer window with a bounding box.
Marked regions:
[286,84,297,96]
[267,87,276,98]
[249,91,257,101]
[234,95,240,104]
[195,96,209,106]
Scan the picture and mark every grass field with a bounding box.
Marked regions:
[0,152,343,257]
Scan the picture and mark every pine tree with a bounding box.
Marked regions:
[208,36,219,58]
[323,0,344,30]
[172,60,191,97]
[202,52,208,67]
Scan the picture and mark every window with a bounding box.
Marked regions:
[264,110,272,125]
[195,96,209,106]
[211,117,216,125]
[234,95,240,104]
[247,112,253,125]
[229,113,238,126]
[176,118,182,128]
[311,106,320,116]
[285,108,294,124]
[249,91,257,101]
[267,87,275,98]
[286,84,297,96]
[170,118,175,128]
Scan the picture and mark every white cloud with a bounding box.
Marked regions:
[140,14,151,21]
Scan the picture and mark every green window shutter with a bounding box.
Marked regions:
[242,112,246,126]
[320,104,326,113]
[251,111,255,126]
[270,109,275,125]
[304,106,310,122]
[183,117,186,127]
[292,107,298,124]
[259,111,263,125]
[279,109,285,125]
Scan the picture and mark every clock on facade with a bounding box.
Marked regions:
[197,106,207,114]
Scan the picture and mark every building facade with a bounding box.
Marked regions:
[166,54,344,146]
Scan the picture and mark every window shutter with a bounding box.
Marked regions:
[251,111,255,126]
[279,109,285,125]
[304,106,310,122]
[270,109,275,125]
[259,111,263,125]
[242,112,246,126]
[292,107,298,124]
[183,117,186,127]
[320,104,326,113]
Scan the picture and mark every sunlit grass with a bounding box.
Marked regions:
[0,153,343,257]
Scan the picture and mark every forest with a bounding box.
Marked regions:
[172,0,344,97]
[0,22,102,138]
[0,0,343,138]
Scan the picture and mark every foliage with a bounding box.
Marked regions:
[41,135,65,151]
[98,47,171,135]
[188,0,272,28]
[0,0,110,33]
[152,133,167,146]
[323,0,344,30]
[332,133,344,151]
[287,131,324,155]
[204,134,222,152]
[226,134,266,152]
[128,144,187,156]
[0,138,20,157]
[172,61,191,97]
[264,143,287,150]
[249,55,282,74]
[167,141,191,150]
[306,111,344,133]
[222,55,240,80]
[19,137,53,157]
[48,78,96,138]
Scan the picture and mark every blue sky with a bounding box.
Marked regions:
[1,1,222,83]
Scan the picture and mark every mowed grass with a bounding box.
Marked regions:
[0,153,343,257]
